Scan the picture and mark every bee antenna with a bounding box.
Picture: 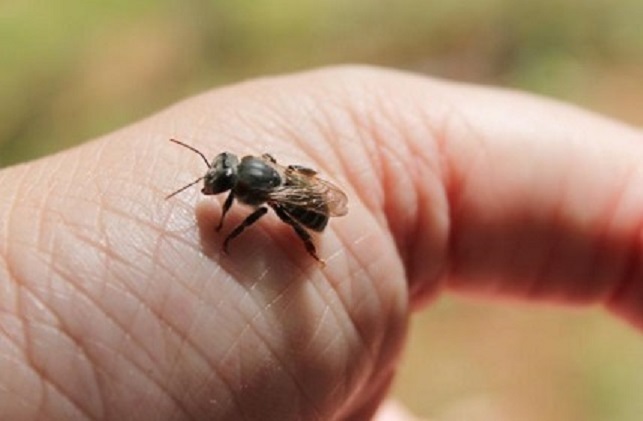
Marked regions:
[169,138,211,168]
[165,176,205,200]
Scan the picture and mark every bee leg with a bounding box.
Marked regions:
[223,207,268,254]
[217,191,235,232]
[287,165,317,176]
[261,153,277,163]
[271,205,324,264]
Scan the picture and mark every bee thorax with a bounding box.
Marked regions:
[234,156,282,205]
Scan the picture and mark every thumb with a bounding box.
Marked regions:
[0,67,410,420]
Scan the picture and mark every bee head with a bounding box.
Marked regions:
[202,152,239,195]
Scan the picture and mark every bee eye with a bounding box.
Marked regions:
[202,152,239,195]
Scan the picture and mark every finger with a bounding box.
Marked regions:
[412,79,643,323]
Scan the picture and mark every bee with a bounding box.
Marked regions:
[166,139,348,263]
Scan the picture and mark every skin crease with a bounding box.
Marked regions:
[0,66,642,420]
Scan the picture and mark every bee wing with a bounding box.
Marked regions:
[267,175,348,217]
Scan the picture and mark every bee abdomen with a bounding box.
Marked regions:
[283,206,329,232]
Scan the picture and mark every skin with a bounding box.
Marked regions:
[0,66,642,420]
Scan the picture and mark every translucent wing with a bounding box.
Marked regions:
[266,166,348,216]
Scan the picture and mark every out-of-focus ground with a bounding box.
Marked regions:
[2,1,643,419]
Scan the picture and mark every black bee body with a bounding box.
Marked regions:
[232,156,282,206]
[167,139,348,263]
[232,156,329,232]
[279,204,328,232]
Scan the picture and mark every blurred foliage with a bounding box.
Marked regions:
[397,297,643,421]
[1,2,643,419]
[1,0,642,166]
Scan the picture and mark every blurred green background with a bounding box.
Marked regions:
[2,0,643,419]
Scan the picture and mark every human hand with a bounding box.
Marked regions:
[1,67,642,420]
